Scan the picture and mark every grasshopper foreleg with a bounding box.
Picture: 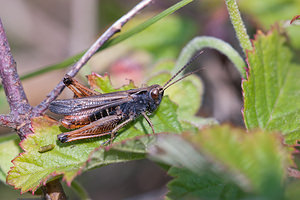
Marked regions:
[108,116,134,145]
[142,112,155,134]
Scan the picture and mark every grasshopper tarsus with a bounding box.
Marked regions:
[58,133,68,143]
[63,75,73,86]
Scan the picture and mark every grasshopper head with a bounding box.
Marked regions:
[147,84,164,113]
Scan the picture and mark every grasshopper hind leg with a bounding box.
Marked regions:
[57,115,134,145]
[63,75,100,98]
[57,115,121,143]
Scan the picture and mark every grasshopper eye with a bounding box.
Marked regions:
[150,88,159,99]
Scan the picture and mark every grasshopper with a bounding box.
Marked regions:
[49,54,201,143]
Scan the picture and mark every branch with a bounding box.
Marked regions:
[33,0,154,116]
[42,179,67,200]
[0,17,65,199]
[0,114,15,128]
[0,20,30,113]
[0,19,33,139]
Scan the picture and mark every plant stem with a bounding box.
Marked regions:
[225,0,252,54]
[71,180,91,200]
[0,19,33,139]
[42,179,67,200]
[174,36,247,78]
[0,114,15,128]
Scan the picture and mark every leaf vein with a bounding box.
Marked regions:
[265,62,291,128]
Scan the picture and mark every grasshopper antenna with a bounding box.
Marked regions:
[163,67,203,91]
[162,51,203,91]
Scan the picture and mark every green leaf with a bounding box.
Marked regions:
[85,134,157,170]
[167,167,245,200]
[87,73,137,93]
[285,179,300,200]
[187,126,289,198]
[286,25,300,49]
[148,125,290,200]
[242,28,300,144]
[0,134,21,183]
[6,117,149,193]
[133,97,183,135]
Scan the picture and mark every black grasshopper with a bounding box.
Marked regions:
[49,54,201,143]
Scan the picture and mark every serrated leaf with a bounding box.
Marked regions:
[187,126,289,198]
[6,117,150,193]
[87,73,137,93]
[148,125,290,200]
[0,134,21,183]
[242,29,300,144]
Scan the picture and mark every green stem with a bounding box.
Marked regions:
[225,0,252,54]
[174,36,247,78]
[101,0,194,49]
[21,52,85,81]
[71,180,91,200]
